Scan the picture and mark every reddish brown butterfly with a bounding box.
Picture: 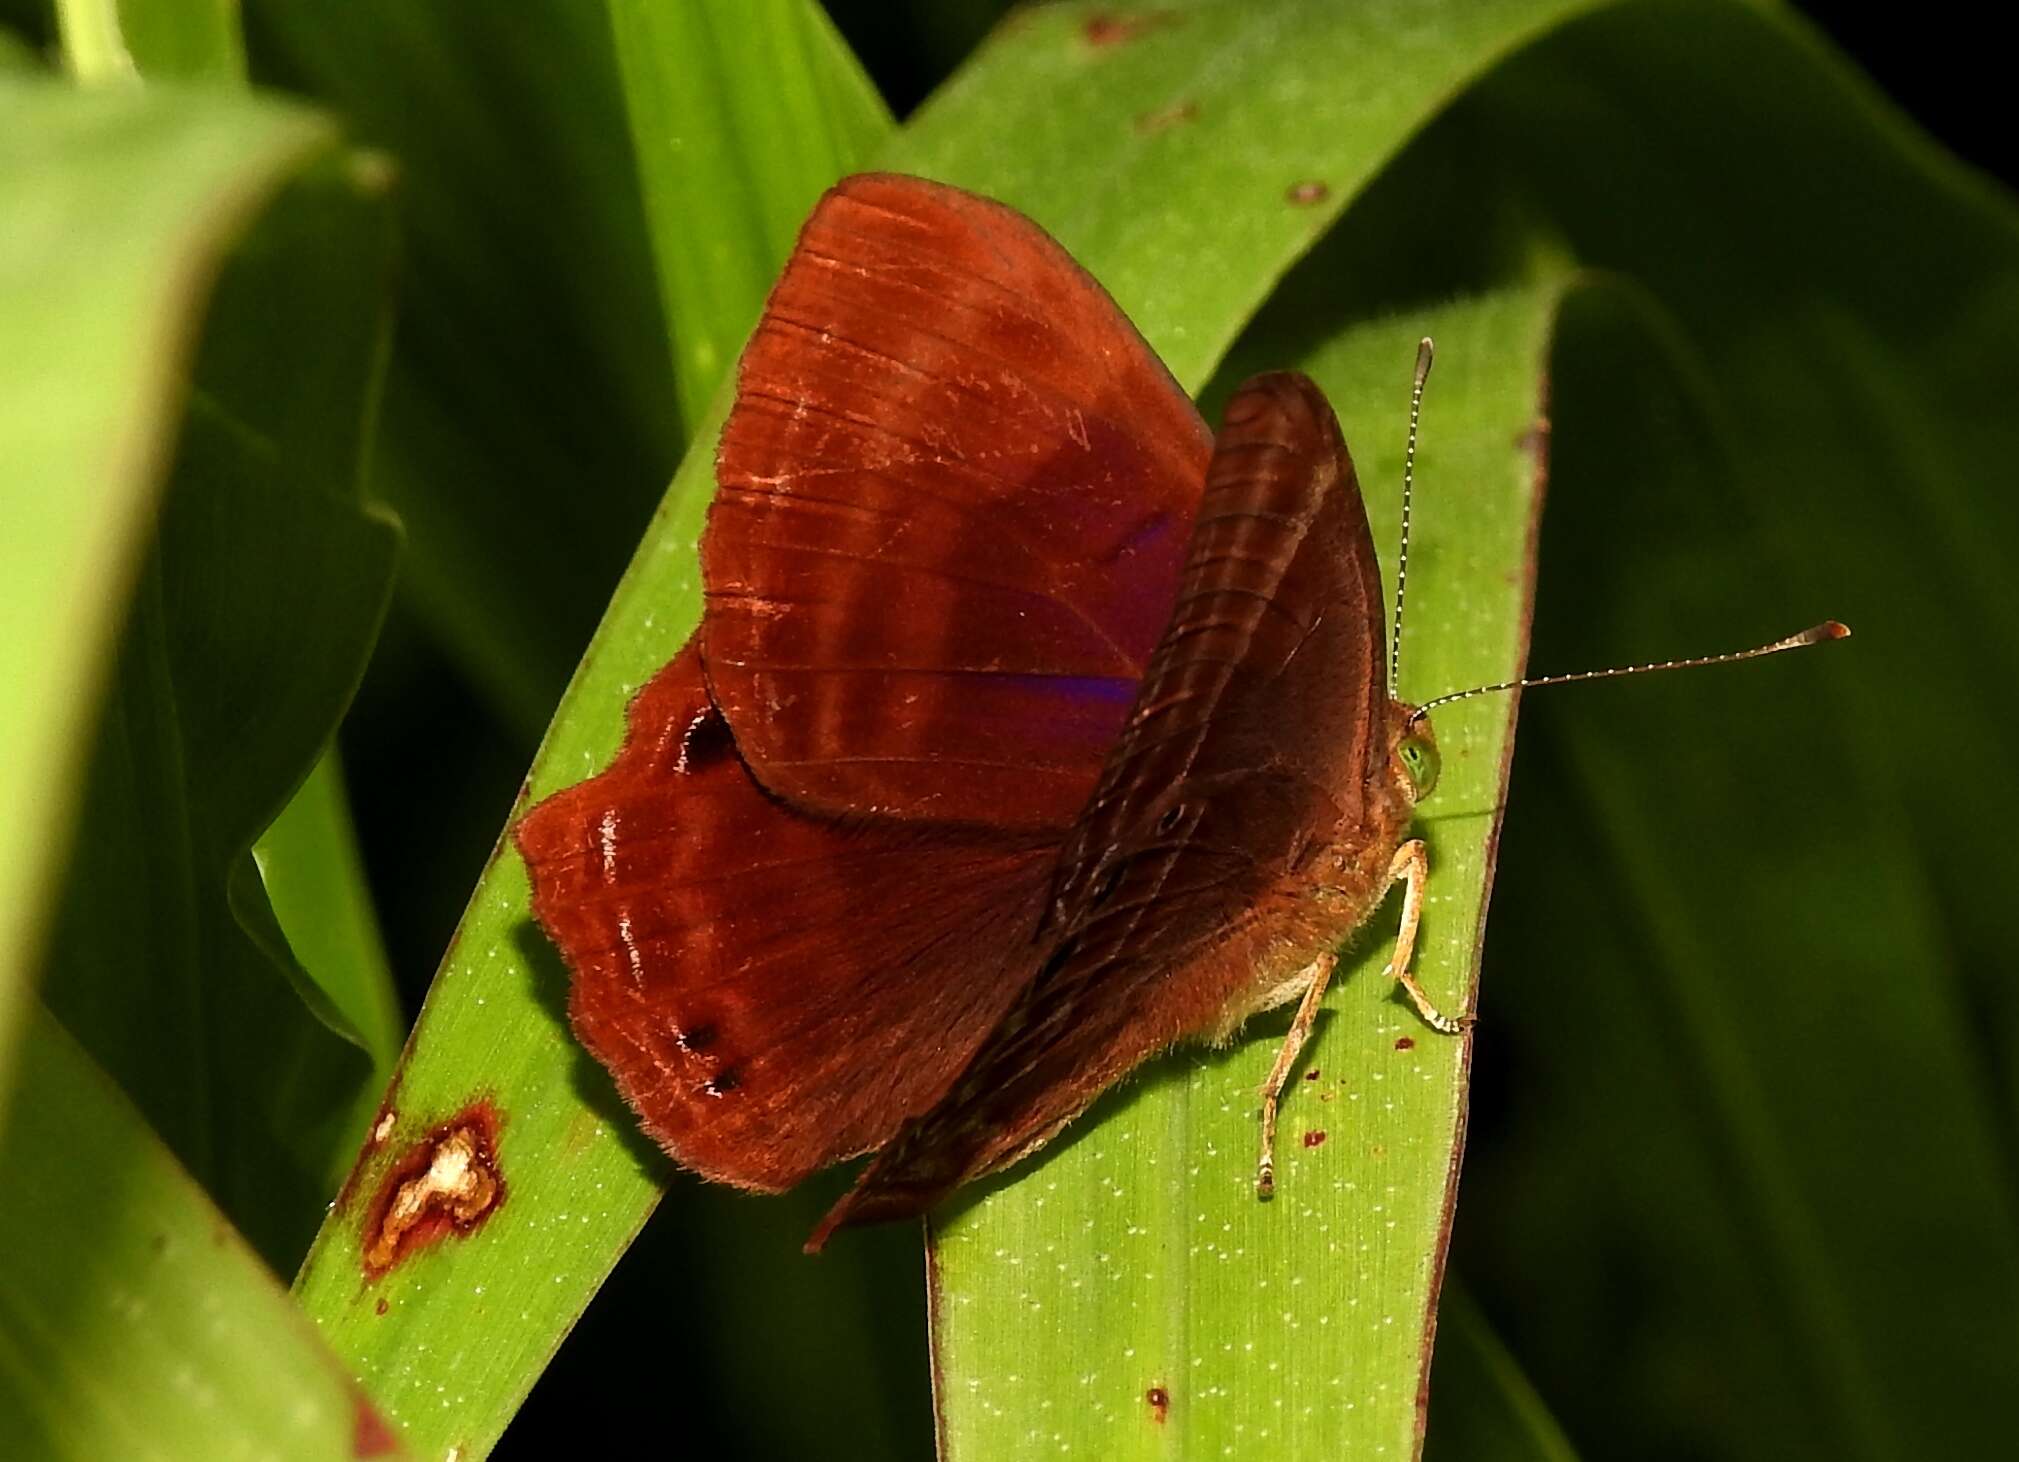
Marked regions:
[514,172,1843,1251]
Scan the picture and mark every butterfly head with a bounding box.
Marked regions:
[1389,704,1440,805]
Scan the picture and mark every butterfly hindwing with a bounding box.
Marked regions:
[515,645,1055,1191]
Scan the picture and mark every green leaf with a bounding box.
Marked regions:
[0,14,48,67]
[248,0,689,734]
[54,0,247,84]
[255,750,405,1084]
[607,0,891,429]
[254,707,403,1217]
[0,68,333,1120]
[39,147,402,1269]
[1424,6,2019,1457]
[82,0,409,1130]
[1422,1287,1580,1462]
[0,1005,407,1460]
[924,286,1551,1456]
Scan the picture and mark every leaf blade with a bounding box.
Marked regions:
[926,287,1558,1458]
[0,1005,407,1461]
[607,0,892,428]
[0,69,336,1122]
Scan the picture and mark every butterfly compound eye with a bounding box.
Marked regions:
[1398,734,1440,800]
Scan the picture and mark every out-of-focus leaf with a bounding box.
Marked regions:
[1423,1287,1580,1462]
[51,0,132,83]
[256,751,404,1079]
[55,0,246,83]
[41,151,402,1269]
[1433,6,2019,1458]
[0,69,333,1122]
[0,1005,407,1461]
[248,0,683,734]
[0,10,50,64]
[78,0,410,1125]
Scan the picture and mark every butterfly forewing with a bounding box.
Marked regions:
[812,373,1398,1241]
[705,173,1213,830]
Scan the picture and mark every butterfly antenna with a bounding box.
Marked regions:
[1391,337,1434,697]
[1405,621,1851,726]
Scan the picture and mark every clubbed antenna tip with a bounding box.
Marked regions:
[1406,619,1852,726]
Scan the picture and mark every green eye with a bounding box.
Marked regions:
[1398,735,1440,800]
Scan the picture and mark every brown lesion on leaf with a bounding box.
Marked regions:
[1083,11,1176,48]
[361,1103,505,1277]
[1134,99,1199,135]
[1145,1384,1171,1423]
[1286,180,1331,207]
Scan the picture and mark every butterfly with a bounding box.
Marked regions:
[513,172,1839,1251]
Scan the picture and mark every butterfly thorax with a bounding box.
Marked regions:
[1207,697,1434,1039]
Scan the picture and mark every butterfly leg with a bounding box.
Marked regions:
[1256,951,1337,1200]
[1386,839,1472,1036]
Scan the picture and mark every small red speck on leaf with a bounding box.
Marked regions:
[361,1102,505,1277]
[1303,1130,1327,1148]
[1084,11,1170,47]
[374,1298,389,1316]
[1395,1036,1416,1051]
[1303,1068,1320,1081]
[1146,1385,1171,1422]
[1286,180,1331,206]
[352,1394,398,1457]
[334,1081,405,1216]
[1134,99,1199,135]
